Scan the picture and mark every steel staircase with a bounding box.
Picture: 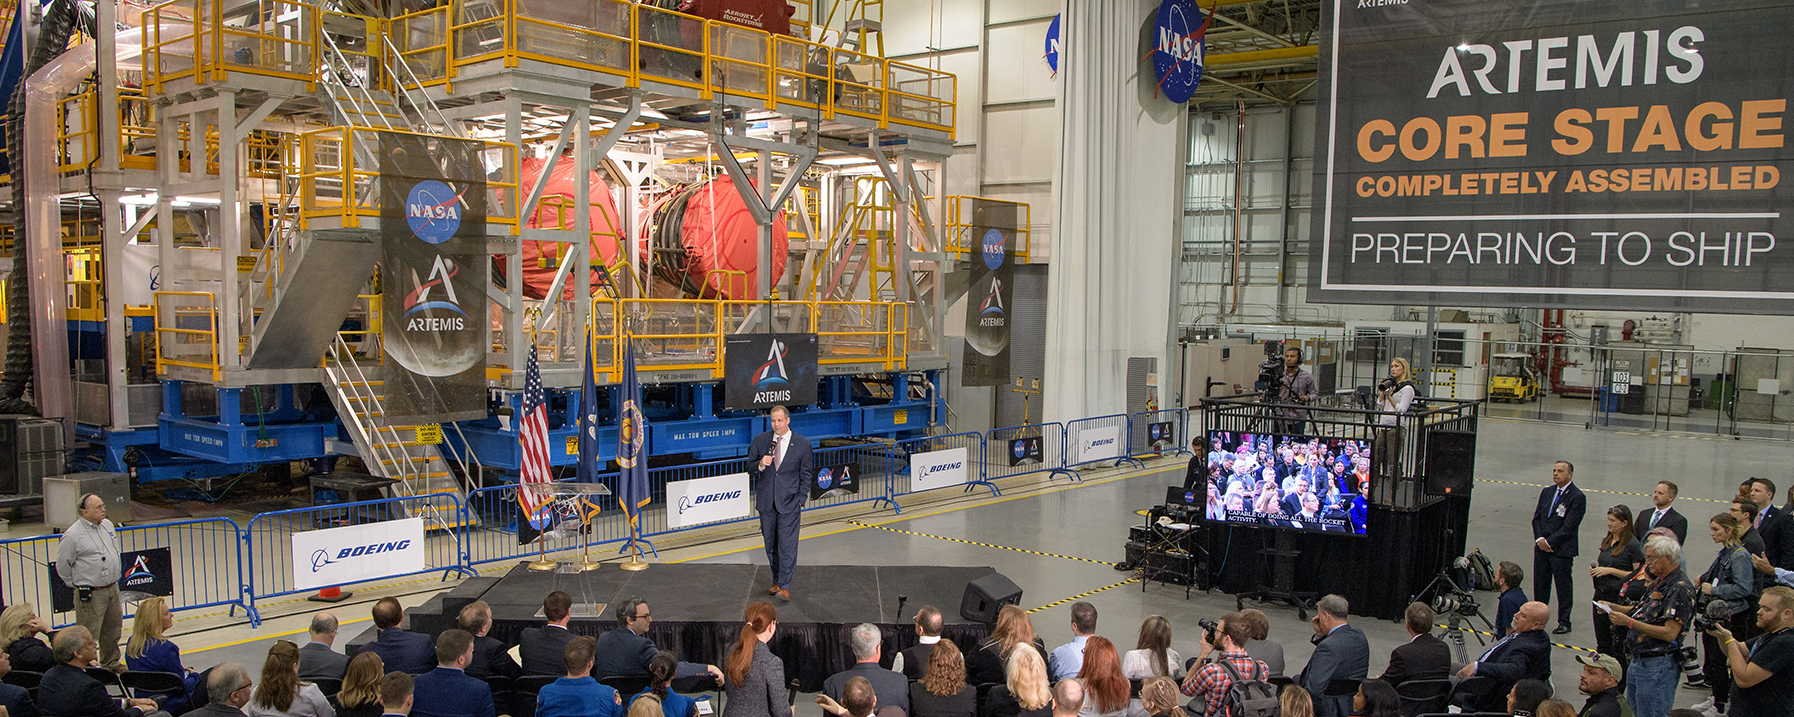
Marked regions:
[323,333,476,521]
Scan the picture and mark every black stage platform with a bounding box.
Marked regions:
[384,563,1000,691]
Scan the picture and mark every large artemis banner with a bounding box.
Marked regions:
[1309,0,1794,312]
[961,199,1020,386]
[381,132,489,421]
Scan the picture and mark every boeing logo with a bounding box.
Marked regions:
[1088,437,1116,448]
[678,490,742,514]
[403,256,469,331]
[310,549,338,573]
[919,461,964,477]
[312,541,413,571]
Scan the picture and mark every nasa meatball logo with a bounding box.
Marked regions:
[1151,0,1208,104]
[1184,491,1197,504]
[816,467,835,490]
[752,339,793,404]
[1013,440,1029,459]
[406,180,465,244]
[982,228,1006,270]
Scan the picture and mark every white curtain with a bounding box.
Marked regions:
[1042,0,1185,423]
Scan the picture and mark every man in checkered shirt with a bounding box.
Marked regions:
[1180,613,1269,717]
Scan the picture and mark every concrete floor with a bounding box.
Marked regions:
[156,416,1793,713]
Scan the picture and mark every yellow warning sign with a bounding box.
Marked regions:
[414,424,443,445]
[566,436,578,455]
[893,409,908,424]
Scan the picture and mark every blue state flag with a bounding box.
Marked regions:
[577,330,603,485]
[616,337,650,531]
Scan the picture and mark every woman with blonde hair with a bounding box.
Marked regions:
[1277,685,1313,717]
[125,596,201,714]
[0,604,53,673]
[909,642,975,717]
[1136,677,1185,717]
[330,652,385,717]
[247,641,335,717]
[628,693,665,717]
[968,605,1049,686]
[980,641,1051,717]
[1373,357,1416,476]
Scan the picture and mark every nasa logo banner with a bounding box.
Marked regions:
[380,132,488,421]
[1147,421,1176,450]
[810,462,860,500]
[909,446,969,492]
[289,517,426,592]
[667,472,751,528]
[961,213,1016,387]
[1076,425,1122,463]
[1150,0,1208,104]
[1309,0,1794,313]
[724,332,818,410]
[47,547,174,612]
[1008,436,1044,466]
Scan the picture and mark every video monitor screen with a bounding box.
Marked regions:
[1202,431,1371,535]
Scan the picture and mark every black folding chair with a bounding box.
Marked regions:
[668,674,722,695]
[309,677,343,697]
[86,667,128,699]
[515,674,558,717]
[1393,678,1453,717]
[119,671,188,705]
[2,670,42,695]
[482,675,514,717]
[600,675,654,701]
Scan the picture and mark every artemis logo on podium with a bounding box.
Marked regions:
[753,339,793,403]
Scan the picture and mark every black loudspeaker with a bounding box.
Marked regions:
[960,572,1023,623]
[1424,430,1477,496]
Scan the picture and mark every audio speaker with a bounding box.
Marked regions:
[1424,430,1477,496]
[960,572,1023,623]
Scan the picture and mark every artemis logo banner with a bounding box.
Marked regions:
[381,132,489,421]
[1309,0,1794,312]
[724,333,818,410]
[962,200,1020,387]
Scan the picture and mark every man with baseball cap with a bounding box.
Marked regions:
[1574,653,1630,717]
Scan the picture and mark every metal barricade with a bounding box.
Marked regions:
[984,422,1075,482]
[1128,408,1192,460]
[640,457,758,539]
[889,431,991,506]
[244,493,473,621]
[0,533,69,627]
[1065,414,1143,470]
[807,443,898,512]
[464,478,627,567]
[0,519,249,629]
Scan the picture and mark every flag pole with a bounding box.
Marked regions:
[525,327,558,572]
[620,330,649,572]
[576,327,604,572]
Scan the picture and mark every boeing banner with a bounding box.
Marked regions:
[1308,0,1794,312]
[289,517,426,592]
[961,204,1019,387]
[666,472,751,529]
[380,131,489,421]
[724,332,818,411]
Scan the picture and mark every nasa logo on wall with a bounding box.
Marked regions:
[1151,0,1208,104]
[982,228,1007,270]
[1045,14,1061,74]
[406,180,464,243]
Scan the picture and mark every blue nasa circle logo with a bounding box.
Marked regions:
[1045,14,1060,73]
[1151,0,1206,104]
[816,467,835,490]
[406,180,462,244]
[1184,491,1196,504]
[1013,440,1029,459]
[981,229,1006,270]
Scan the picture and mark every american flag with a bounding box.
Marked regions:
[517,343,552,528]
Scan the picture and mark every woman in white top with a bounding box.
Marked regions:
[1372,358,1416,482]
[246,640,336,717]
[1120,615,1183,680]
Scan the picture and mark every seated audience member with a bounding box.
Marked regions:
[1377,602,1450,689]
[536,636,620,717]
[1505,678,1552,717]
[299,612,350,681]
[380,673,414,717]
[721,603,787,717]
[908,642,974,717]
[1232,609,1284,679]
[981,646,1053,717]
[823,624,909,717]
[1278,686,1313,717]
[626,695,663,717]
[410,630,494,717]
[1135,678,1185,717]
[0,650,40,717]
[1,604,55,674]
[1049,603,1100,682]
[363,599,434,676]
[1121,616,1182,680]
[1494,561,1527,639]
[894,606,949,680]
[1533,699,1576,717]
[1350,679,1399,717]
[968,606,1050,687]
[1179,615,1267,717]
[594,599,718,683]
[1456,602,1552,712]
[455,602,518,681]
[1297,596,1368,717]
[520,592,578,677]
[1074,638,1129,717]
[40,626,165,717]
[330,653,385,717]
[1573,653,1628,717]
[192,664,254,717]
[1049,681,1082,717]
[125,597,201,714]
[814,676,898,717]
[247,641,334,717]
[635,651,696,717]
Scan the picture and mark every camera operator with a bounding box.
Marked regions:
[1600,535,1696,717]
[1179,614,1268,717]
[1273,346,1317,436]
[1688,513,1760,713]
[1706,585,1794,716]
[1372,359,1415,478]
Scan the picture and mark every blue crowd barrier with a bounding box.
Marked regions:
[0,518,251,629]
[890,432,992,503]
[985,422,1076,482]
[1065,414,1144,470]
[1128,408,1193,460]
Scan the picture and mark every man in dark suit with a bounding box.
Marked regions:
[592,597,719,682]
[1455,602,1553,713]
[1532,460,1587,634]
[411,630,497,717]
[891,606,949,679]
[457,601,520,680]
[363,598,436,675]
[190,663,254,717]
[39,627,165,717]
[1763,483,1794,570]
[521,591,578,676]
[1297,595,1369,717]
[1636,480,1690,545]
[300,611,350,680]
[822,624,909,717]
[0,650,39,717]
[748,405,812,599]
[1493,561,1527,639]
[1379,603,1451,690]
[1279,478,1312,517]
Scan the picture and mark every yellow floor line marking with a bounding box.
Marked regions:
[1434,622,1597,654]
[1030,579,1141,613]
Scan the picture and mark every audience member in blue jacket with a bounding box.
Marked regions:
[410,631,496,717]
[125,598,201,715]
[537,636,623,717]
[635,651,698,717]
[362,599,435,676]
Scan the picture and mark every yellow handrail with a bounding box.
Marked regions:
[296,125,520,230]
[945,195,1032,263]
[153,290,222,381]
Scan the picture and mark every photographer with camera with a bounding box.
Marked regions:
[1687,513,1760,713]
[1600,535,1696,717]
[1705,585,1794,716]
[1179,614,1268,717]
[1371,359,1415,479]
[1270,346,1317,436]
